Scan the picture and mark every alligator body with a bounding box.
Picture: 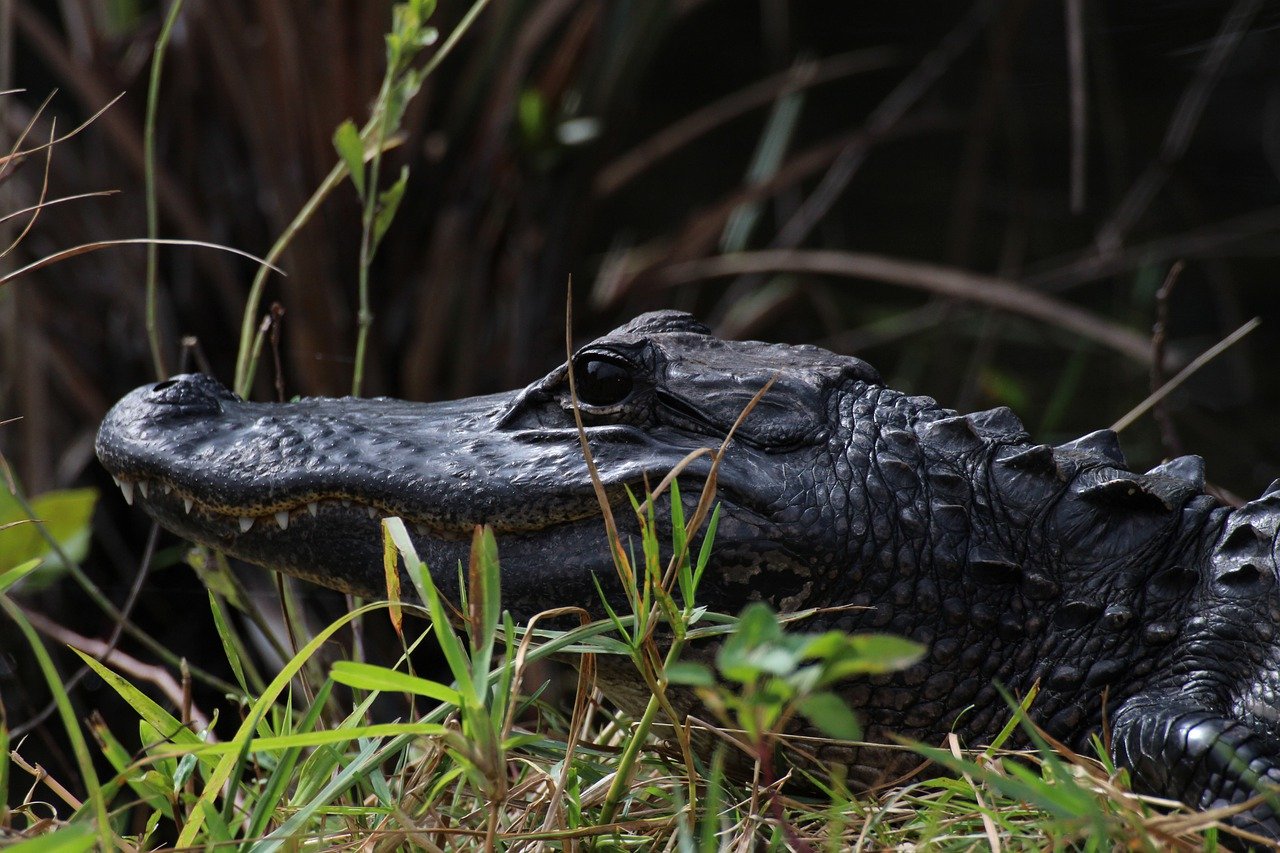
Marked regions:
[97,311,1280,838]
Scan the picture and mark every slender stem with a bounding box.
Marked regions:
[597,637,687,825]
[143,0,185,380]
[352,77,393,397]
[234,160,347,397]
[233,0,492,398]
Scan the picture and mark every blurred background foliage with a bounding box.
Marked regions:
[2,0,1279,795]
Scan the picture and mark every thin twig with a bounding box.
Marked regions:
[660,249,1153,364]
[1112,317,1260,433]
[0,237,281,287]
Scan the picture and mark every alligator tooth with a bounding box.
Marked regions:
[275,511,290,530]
[341,499,352,508]
[238,516,255,532]
[1146,455,1205,490]
[119,480,134,505]
[306,502,318,516]
[161,483,172,495]
[112,475,123,489]
[366,507,377,520]
[137,481,149,499]
[183,497,194,514]
[414,523,429,536]
[1261,479,1280,500]
[1058,429,1127,467]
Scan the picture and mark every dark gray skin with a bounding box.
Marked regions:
[97,311,1280,839]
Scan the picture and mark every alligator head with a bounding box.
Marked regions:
[96,310,1280,839]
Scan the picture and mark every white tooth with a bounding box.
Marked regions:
[366,507,377,519]
[238,516,255,533]
[275,511,290,530]
[306,502,318,517]
[120,481,134,505]
[341,499,352,508]
[137,481,149,499]
[162,483,172,495]
[112,475,123,488]
[183,497,194,514]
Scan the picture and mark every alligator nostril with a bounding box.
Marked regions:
[143,374,238,412]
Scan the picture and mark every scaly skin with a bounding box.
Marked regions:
[96,311,1280,838]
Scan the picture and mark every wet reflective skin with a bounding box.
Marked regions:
[98,311,1280,839]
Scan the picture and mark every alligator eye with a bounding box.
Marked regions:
[575,355,634,406]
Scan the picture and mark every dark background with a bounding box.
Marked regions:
[2,0,1279,802]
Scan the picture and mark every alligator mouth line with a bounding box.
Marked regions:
[107,473,628,538]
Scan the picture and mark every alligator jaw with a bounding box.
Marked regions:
[94,372,711,606]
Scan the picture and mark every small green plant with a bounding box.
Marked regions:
[669,601,923,749]
[233,0,491,396]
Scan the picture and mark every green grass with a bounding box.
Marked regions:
[1,493,1250,851]
[0,3,1267,849]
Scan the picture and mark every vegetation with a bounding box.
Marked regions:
[0,492,1248,849]
[1,1,1278,849]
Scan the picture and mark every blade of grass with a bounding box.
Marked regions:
[175,601,393,846]
[1,598,113,849]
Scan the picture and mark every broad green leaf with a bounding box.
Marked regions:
[817,634,924,681]
[331,660,461,705]
[797,691,862,740]
[665,661,714,687]
[717,602,783,679]
[333,119,366,197]
[0,487,98,578]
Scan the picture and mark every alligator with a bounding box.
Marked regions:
[96,310,1280,841]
